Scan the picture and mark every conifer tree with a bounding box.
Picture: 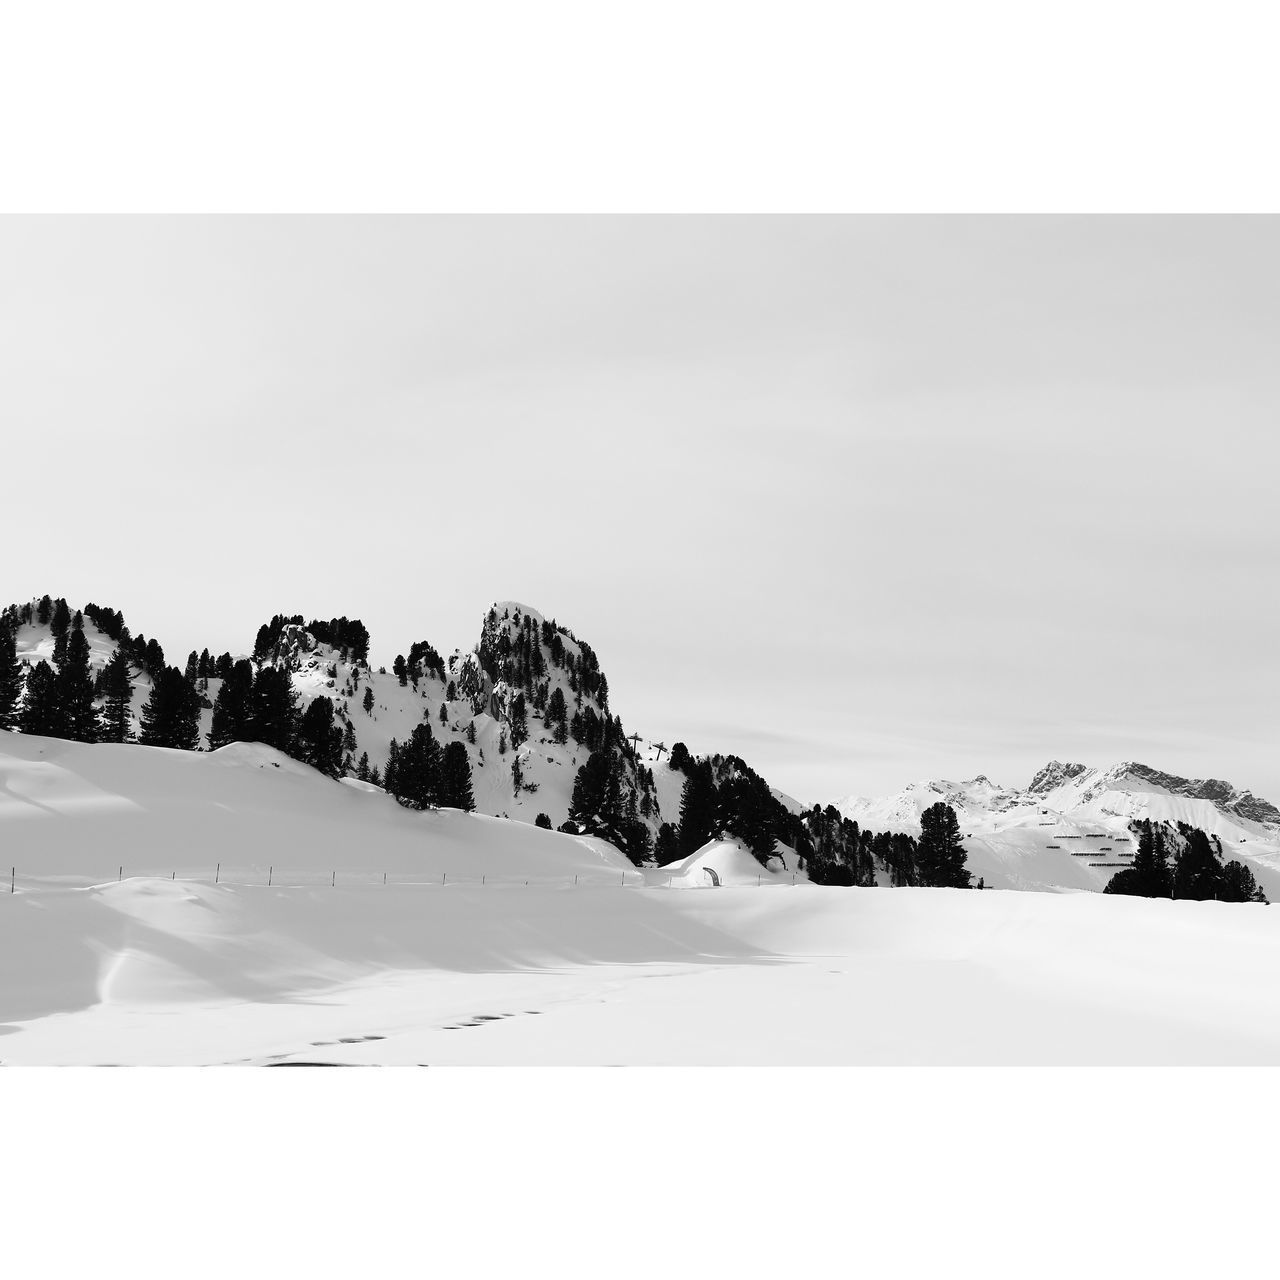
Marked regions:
[1151,827,1172,896]
[0,622,23,730]
[294,696,345,777]
[208,659,254,749]
[99,647,135,743]
[49,598,71,669]
[57,616,99,743]
[535,812,553,830]
[1108,820,1173,898]
[18,660,62,736]
[545,685,567,727]
[508,692,528,747]
[362,686,375,715]
[440,740,475,812]
[568,751,613,833]
[916,802,972,888]
[677,760,717,854]
[654,822,681,865]
[250,624,272,663]
[1172,826,1221,900]
[387,723,442,809]
[356,751,370,782]
[138,666,202,750]
[1221,860,1268,903]
[248,666,298,752]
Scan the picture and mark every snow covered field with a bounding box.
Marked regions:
[3,732,1279,1065]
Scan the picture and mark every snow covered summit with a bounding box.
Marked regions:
[835,759,1280,896]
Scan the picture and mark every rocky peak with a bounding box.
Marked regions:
[1027,761,1089,794]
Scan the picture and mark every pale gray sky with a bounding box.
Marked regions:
[3,217,1277,804]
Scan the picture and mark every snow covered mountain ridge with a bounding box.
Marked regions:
[0,593,764,865]
[835,760,1280,897]
[1027,760,1280,825]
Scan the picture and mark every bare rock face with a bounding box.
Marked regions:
[1117,763,1280,826]
[1027,761,1089,794]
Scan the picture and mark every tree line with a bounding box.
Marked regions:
[1104,819,1267,902]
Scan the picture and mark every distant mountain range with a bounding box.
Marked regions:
[835,762,1280,896]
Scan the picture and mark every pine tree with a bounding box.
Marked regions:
[294,696,345,777]
[49,598,71,669]
[545,685,567,728]
[356,751,370,782]
[99,647,135,743]
[393,655,408,686]
[0,621,23,730]
[387,723,442,809]
[57,615,98,743]
[677,761,717,854]
[440,740,475,812]
[18,661,62,736]
[438,702,448,725]
[1151,827,1172,897]
[1172,826,1222,900]
[248,666,298,752]
[362,686,375,715]
[535,812,553,830]
[138,666,202,750]
[208,659,254,749]
[916,802,972,888]
[654,822,681,865]
[1109,820,1173,898]
[466,719,477,745]
[509,692,528,747]
[568,751,613,833]
[1221,860,1268,904]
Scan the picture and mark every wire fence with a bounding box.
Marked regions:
[2,864,801,893]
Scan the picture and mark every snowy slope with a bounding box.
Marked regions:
[0,731,636,888]
[4,598,682,844]
[4,714,1280,1064]
[835,762,1280,897]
